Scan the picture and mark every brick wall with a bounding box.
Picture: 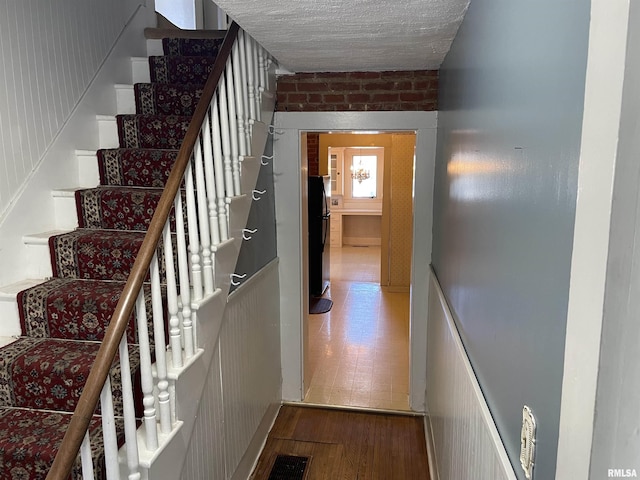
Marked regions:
[307,132,320,175]
[276,71,438,112]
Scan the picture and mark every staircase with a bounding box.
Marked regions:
[0,10,277,479]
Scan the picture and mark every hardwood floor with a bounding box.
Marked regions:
[305,246,411,410]
[250,405,430,480]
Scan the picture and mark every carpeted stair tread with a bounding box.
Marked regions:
[135,83,204,116]
[17,278,160,344]
[0,337,140,416]
[48,229,169,282]
[149,55,219,84]
[149,55,216,85]
[97,148,178,187]
[48,229,176,283]
[0,407,123,480]
[117,114,192,149]
[76,186,168,231]
[0,31,231,473]
[162,37,224,56]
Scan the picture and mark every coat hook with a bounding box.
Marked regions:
[252,189,267,201]
[242,228,258,240]
[230,273,247,286]
[261,155,273,165]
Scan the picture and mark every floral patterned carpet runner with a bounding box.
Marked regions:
[0,36,223,479]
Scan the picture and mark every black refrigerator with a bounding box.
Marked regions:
[308,175,331,296]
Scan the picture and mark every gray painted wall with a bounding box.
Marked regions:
[431,0,590,478]
[232,131,278,291]
[590,2,640,477]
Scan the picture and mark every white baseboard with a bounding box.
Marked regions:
[342,236,381,246]
[424,415,440,480]
[231,402,281,480]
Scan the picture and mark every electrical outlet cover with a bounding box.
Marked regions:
[520,405,536,479]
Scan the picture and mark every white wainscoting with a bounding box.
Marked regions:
[180,343,226,480]
[0,0,132,217]
[180,259,282,480]
[426,270,517,480]
[0,0,154,288]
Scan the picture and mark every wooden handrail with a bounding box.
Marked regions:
[47,22,240,479]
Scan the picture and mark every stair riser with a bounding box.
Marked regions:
[115,84,136,114]
[23,242,54,280]
[98,115,119,148]
[52,190,79,231]
[131,56,151,84]
[76,150,101,187]
[146,38,164,57]
[0,301,21,337]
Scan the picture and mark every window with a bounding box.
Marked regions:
[342,147,384,209]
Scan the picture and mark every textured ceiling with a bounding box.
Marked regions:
[213,0,470,72]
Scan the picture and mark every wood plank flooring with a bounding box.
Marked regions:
[250,405,430,480]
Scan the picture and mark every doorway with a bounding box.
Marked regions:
[273,111,437,411]
[304,132,416,410]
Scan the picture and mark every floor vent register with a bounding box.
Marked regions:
[267,454,310,480]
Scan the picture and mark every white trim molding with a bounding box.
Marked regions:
[272,111,437,410]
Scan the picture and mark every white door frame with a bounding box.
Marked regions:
[273,111,438,410]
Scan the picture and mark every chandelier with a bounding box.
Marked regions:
[351,160,370,183]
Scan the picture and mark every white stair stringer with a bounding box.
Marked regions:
[129,90,276,480]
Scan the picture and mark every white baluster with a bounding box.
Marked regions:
[212,95,229,241]
[233,37,249,158]
[163,222,183,368]
[202,112,221,246]
[225,60,242,196]
[151,252,171,434]
[185,161,203,301]
[174,193,194,359]
[218,72,235,202]
[135,290,158,451]
[80,431,95,480]
[238,32,252,154]
[232,40,246,157]
[119,336,141,480]
[244,33,257,127]
[267,54,275,89]
[251,36,261,122]
[258,45,267,104]
[194,138,215,294]
[100,377,120,480]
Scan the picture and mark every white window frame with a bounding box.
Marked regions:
[343,147,384,210]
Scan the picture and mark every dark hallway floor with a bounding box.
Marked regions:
[250,404,430,480]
